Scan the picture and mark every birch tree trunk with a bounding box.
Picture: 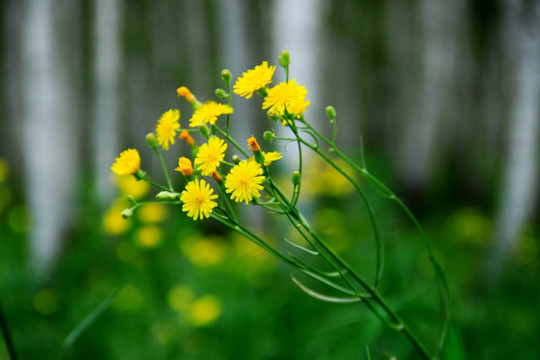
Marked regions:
[92,0,123,204]
[485,0,540,279]
[21,0,81,273]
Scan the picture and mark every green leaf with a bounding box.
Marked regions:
[60,287,122,358]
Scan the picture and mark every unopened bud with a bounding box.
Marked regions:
[156,191,180,201]
[146,133,158,150]
[212,172,223,183]
[198,125,210,139]
[267,109,279,121]
[263,131,274,142]
[326,106,336,120]
[175,157,194,177]
[232,155,241,164]
[126,195,136,204]
[247,135,261,153]
[215,88,226,98]
[292,171,301,186]
[134,169,146,181]
[121,208,133,219]
[221,69,232,83]
[279,50,290,67]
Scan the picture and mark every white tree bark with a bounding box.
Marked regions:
[271,0,326,168]
[395,0,462,190]
[92,0,123,204]
[21,0,79,272]
[487,1,540,277]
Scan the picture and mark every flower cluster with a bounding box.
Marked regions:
[110,55,312,221]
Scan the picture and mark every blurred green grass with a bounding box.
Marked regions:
[0,158,538,359]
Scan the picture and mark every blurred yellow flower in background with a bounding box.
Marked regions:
[136,225,162,248]
[0,158,9,183]
[103,199,130,235]
[115,175,150,199]
[167,285,194,312]
[188,295,222,327]
[181,236,225,267]
[303,157,355,198]
[138,203,167,223]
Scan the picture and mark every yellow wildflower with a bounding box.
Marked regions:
[156,109,180,150]
[225,160,265,204]
[111,149,140,175]
[194,136,227,176]
[261,151,282,166]
[181,179,218,220]
[233,61,276,98]
[189,101,233,127]
[262,80,309,116]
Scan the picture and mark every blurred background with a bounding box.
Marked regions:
[1,0,539,359]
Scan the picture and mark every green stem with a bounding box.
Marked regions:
[0,302,17,360]
[213,125,249,158]
[153,148,174,191]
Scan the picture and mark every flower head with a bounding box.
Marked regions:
[175,157,194,177]
[262,80,309,116]
[225,160,265,204]
[189,101,233,127]
[195,136,227,176]
[249,151,283,166]
[233,61,276,99]
[181,179,218,220]
[111,149,141,175]
[156,109,180,150]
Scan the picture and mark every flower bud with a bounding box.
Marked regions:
[326,106,336,120]
[175,157,194,178]
[279,50,290,67]
[263,131,274,142]
[292,171,301,186]
[198,124,210,139]
[146,133,158,150]
[126,195,136,204]
[156,191,180,201]
[267,109,279,121]
[212,172,223,183]
[121,208,133,219]
[221,69,232,83]
[215,88,226,98]
[232,155,241,164]
[134,169,146,181]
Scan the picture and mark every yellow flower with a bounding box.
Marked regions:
[111,149,140,175]
[262,80,309,116]
[249,151,283,166]
[262,151,283,166]
[181,179,218,220]
[156,109,180,150]
[189,101,233,127]
[175,157,194,177]
[225,160,265,204]
[233,61,276,98]
[194,136,227,176]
